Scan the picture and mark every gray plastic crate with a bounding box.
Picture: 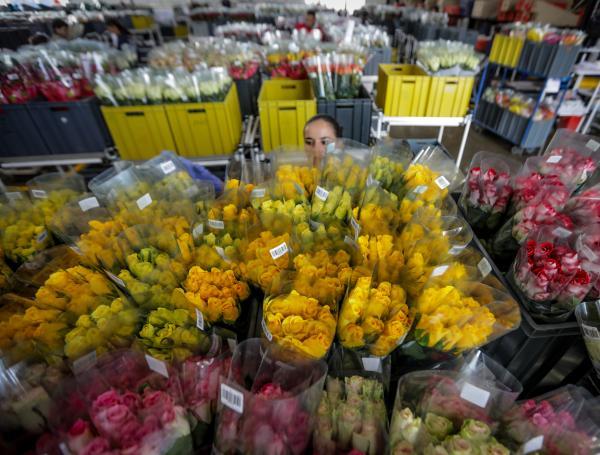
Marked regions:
[235,71,262,117]
[413,23,440,41]
[517,41,581,78]
[28,98,112,155]
[521,118,553,149]
[0,104,51,157]
[364,46,392,76]
[317,85,372,145]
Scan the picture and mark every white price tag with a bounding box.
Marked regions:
[106,271,125,288]
[37,230,47,243]
[192,223,204,240]
[7,73,18,81]
[145,354,169,378]
[270,242,289,260]
[6,191,22,201]
[160,160,176,175]
[262,318,273,341]
[350,217,361,239]
[136,193,152,210]
[208,219,225,230]
[522,436,544,454]
[215,246,228,261]
[220,383,244,414]
[546,155,562,164]
[414,185,428,194]
[582,324,600,339]
[586,139,600,152]
[431,265,449,277]
[251,188,266,198]
[435,175,450,190]
[315,186,329,201]
[460,382,490,408]
[553,227,572,238]
[72,350,97,375]
[31,189,47,199]
[79,197,99,212]
[195,308,205,331]
[478,258,492,278]
[361,357,382,373]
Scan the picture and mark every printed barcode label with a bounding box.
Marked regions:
[431,265,449,277]
[582,324,600,339]
[414,185,428,194]
[79,197,99,212]
[361,357,382,373]
[106,271,125,288]
[553,227,571,238]
[192,223,204,239]
[37,230,47,243]
[7,74,18,81]
[136,193,152,210]
[72,350,97,374]
[270,242,289,260]
[522,436,544,454]
[251,188,266,198]
[262,318,273,341]
[586,139,600,152]
[435,175,450,190]
[460,382,490,408]
[160,160,176,174]
[195,308,205,331]
[215,246,228,261]
[208,219,225,230]
[478,258,492,278]
[221,383,244,414]
[145,354,169,378]
[448,245,466,255]
[366,175,379,187]
[581,244,598,261]
[315,186,329,201]
[6,191,22,201]
[350,217,361,239]
[31,189,47,199]
[546,155,562,164]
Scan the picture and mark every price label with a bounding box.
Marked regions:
[435,175,450,190]
[478,258,492,278]
[315,186,329,201]
[460,382,490,408]
[586,139,600,152]
[208,219,225,230]
[522,436,544,454]
[215,246,228,261]
[195,308,205,331]
[262,318,273,341]
[546,155,562,164]
[79,197,99,212]
[361,357,382,373]
[31,189,47,199]
[251,188,266,198]
[160,160,176,174]
[270,242,289,260]
[414,185,428,194]
[192,223,204,240]
[72,350,97,375]
[145,354,169,378]
[220,383,244,414]
[6,191,22,201]
[106,271,125,288]
[136,193,152,210]
[350,217,361,239]
[553,227,572,238]
[582,324,600,339]
[7,73,18,81]
[431,265,449,277]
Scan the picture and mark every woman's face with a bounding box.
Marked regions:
[304,119,336,165]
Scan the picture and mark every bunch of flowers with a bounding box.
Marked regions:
[356,234,405,284]
[311,185,354,224]
[367,138,412,196]
[338,276,412,357]
[304,50,367,101]
[319,150,370,200]
[540,148,597,187]
[354,185,400,236]
[564,181,600,226]
[509,171,570,216]
[314,376,388,454]
[0,198,50,264]
[273,161,319,198]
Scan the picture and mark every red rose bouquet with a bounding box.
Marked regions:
[572,224,600,301]
[0,51,38,104]
[509,168,571,217]
[564,180,600,227]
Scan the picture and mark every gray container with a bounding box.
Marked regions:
[364,46,392,76]
[28,97,112,155]
[521,119,554,149]
[440,27,460,41]
[317,85,372,145]
[413,23,440,41]
[518,41,581,78]
[0,104,51,157]
[235,71,262,117]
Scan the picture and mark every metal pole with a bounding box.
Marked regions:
[456,115,472,170]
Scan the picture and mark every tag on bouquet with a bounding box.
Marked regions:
[477,258,492,278]
[522,436,544,454]
[552,227,571,238]
[208,219,225,230]
[215,246,229,261]
[195,308,205,331]
[270,242,289,260]
[72,350,97,375]
[435,175,450,190]
[192,223,204,240]
[361,357,382,373]
[145,354,169,378]
[106,271,125,288]
[582,324,600,339]
[136,193,152,210]
[160,160,176,175]
[546,155,562,164]
[31,189,47,199]
[315,186,329,201]
[250,188,266,199]
[460,382,490,408]
[350,217,361,240]
[79,197,99,212]
[414,185,428,194]
[262,318,273,341]
[431,265,449,277]
[586,139,600,152]
[221,383,244,414]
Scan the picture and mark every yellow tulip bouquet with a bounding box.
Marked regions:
[353,185,401,237]
[0,293,40,365]
[367,138,412,195]
[271,149,320,198]
[356,234,405,284]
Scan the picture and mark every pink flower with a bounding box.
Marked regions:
[93,404,137,440]
[257,383,285,399]
[80,437,112,455]
[92,390,121,413]
[141,390,175,417]
[67,419,95,454]
[121,392,141,414]
[117,419,143,449]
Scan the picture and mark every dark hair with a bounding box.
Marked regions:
[307,9,317,17]
[106,18,129,36]
[30,32,50,45]
[305,114,342,137]
[52,19,68,31]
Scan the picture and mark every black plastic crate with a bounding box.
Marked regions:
[235,71,262,117]
[0,104,51,157]
[316,85,372,145]
[364,46,392,76]
[28,98,113,155]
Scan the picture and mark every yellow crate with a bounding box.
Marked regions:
[258,80,316,152]
[376,64,430,117]
[165,84,242,157]
[101,105,175,160]
[489,34,524,67]
[581,77,599,90]
[131,15,154,29]
[426,76,474,117]
[174,24,188,37]
[489,35,505,64]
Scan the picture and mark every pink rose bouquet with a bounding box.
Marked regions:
[509,168,570,217]
[564,181,600,227]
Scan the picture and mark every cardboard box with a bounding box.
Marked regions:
[471,0,499,18]
[533,0,579,26]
